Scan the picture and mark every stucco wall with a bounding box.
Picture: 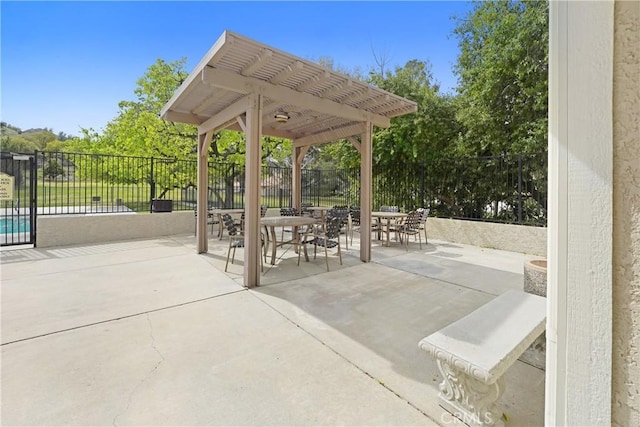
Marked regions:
[612,1,640,425]
[426,217,547,256]
[36,211,195,248]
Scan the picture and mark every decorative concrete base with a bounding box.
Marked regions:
[419,291,546,427]
[437,360,505,427]
[521,259,547,370]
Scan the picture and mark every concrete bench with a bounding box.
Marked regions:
[418,290,546,427]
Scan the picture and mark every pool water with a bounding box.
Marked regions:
[0,217,31,234]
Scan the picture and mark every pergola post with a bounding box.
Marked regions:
[243,93,262,288]
[360,121,373,262]
[292,145,301,211]
[291,144,309,212]
[196,131,213,253]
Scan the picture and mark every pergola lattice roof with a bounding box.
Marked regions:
[161,31,417,144]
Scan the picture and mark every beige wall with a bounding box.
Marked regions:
[35,209,547,256]
[426,217,546,256]
[612,1,640,425]
[36,211,195,248]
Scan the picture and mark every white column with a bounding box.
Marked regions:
[243,94,262,288]
[360,122,372,262]
[547,1,613,425]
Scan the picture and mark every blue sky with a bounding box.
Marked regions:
[1,1,473,136]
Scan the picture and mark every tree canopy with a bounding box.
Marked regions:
[5,0,548,167]
[67,59,292,166]
[0,123,61,153]
[453,0,548,156]
[370,59,460,166]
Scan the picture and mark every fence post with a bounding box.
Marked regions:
[149,157,155,213]
[231,163,235,208]
[316,170,320,207]
[30,152,37,245]
[420,163,426,207]
[518,153,523,224]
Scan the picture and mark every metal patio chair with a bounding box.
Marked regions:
[298,215,343,271]
[397,210,423,250]
[222,213,265,272]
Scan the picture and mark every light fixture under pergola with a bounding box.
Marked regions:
[274,110,290,123]
[161,30,417,288]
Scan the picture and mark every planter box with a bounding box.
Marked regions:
[151,199,173,213]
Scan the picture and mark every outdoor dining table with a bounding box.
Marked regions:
[260,215,319,265]
[209,208,244,239]
[371,211,408,246]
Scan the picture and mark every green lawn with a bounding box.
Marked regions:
[31,181,354,212]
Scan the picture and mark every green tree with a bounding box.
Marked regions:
[43,158,64,179]
[90,58,196,158]
[370,60,460,166]
[367,60,461,209]
[453,0,548,156]
[1,135,38,152]
[66,58,292,207]
[445,0,549,222]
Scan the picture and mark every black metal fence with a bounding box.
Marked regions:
[1,152,36,246]
[372,153,548,226]
[21,151,547,226]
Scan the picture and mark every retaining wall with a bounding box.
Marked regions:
[426,217,547,256]
[36,212,194,248]
[35,212,547,256]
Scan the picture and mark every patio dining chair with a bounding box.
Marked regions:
[301,202,314,217]
[194,209,219,236]
[349,206,361,244]
[397,210,423,250]
[298,215,343,271]
[235,205,268,231]
[417,207,430,244]
[222,213,265,272]
[328,207,350,250]
[375,205,401,243]
[279,207,300,241]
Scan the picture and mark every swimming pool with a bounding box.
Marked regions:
[0,217,31,234]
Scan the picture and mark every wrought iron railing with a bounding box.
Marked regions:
[13,151,547,226]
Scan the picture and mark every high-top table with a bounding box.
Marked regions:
[261,216,318,265]
[371,211,407,246]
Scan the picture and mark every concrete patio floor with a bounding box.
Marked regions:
[1,232,545,426]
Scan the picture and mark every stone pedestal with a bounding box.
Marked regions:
[524,259,547,297]
[521,259,547,369]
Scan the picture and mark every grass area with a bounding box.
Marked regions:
[28,182,354,212]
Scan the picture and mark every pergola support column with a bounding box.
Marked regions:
[360,121,373,262]
[292,144,309,211]
[243,93,263,288]
[196,131,214,253]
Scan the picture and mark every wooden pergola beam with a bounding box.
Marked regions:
[197,94,251,134]
[293,123,367,147]
[201,66,390,128]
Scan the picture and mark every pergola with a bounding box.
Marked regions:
[160,31,417,288]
